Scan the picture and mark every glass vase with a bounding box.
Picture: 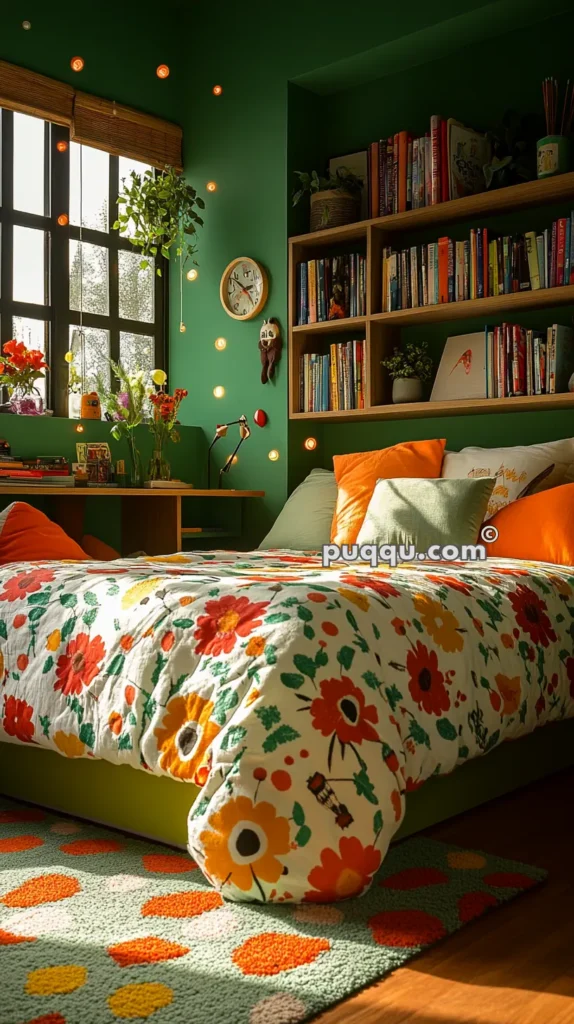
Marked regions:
[10,389,44,416]
[148,445,171,482]
[127,432,144,488]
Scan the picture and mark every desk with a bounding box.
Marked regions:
[0,486,265,556]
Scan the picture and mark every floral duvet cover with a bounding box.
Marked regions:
[0,551,572,903]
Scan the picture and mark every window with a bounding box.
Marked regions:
[0,108,167,416]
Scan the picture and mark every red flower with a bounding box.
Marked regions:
[339,573,400,601]
[54,632,106,696]
[2,695,34,742]
[310,676,379,744]
[407,641,450,716]
[427,575,473,595]
[509,585,557,648]
[305,836,381,901]
[0,568,55,602]
[194,594,269,657]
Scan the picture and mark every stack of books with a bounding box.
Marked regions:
[0,455,73,486]
[485,322,574,398]
[368,117,489,217]
[296,254,366,326]
[381,212,574,312]
[299,340,366,412]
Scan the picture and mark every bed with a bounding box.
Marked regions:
[1,550,573,903]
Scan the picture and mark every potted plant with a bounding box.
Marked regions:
[382,342,433,404]
[113,165,205,275]
[293,166,364,231]
[0,340,48,415]
[148,378,188,481]
[97,362,149,487]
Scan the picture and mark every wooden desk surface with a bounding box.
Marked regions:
[0,486,265,498]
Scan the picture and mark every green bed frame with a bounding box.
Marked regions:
[2,718,574,848]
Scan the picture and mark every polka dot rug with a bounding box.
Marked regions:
[0,796,545,1024]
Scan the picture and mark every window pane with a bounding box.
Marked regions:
[120,331,154,377]
[70,240,109,316]
[118,250,154,322]
[12,317,48,404]
[118,156,153,239]
[13,112,45,216]
[13,226,45,304]
[68,326,110,416]
[70,143,109,232]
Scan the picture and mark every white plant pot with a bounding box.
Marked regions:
[392,377,423,404]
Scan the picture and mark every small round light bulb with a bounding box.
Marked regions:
[70,56,84,72]
[206,181,217,193]
[268,449,279,462]
[64,351,74,364]
[57,213,69,226]
[214,337,227,351]
[75,423,84,433]
[304,437,317,451]
[213,385,225,399]
[22,20,31,30]
[156,65,170,79]
[56,140,68,153]
[186,268,198,282]
[212,85,223,96]
[179,322,186,333]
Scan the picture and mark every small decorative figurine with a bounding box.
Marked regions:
[258,318,282,384]
[80,392,101,420]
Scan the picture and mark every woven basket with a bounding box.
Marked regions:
[310,189,359,232]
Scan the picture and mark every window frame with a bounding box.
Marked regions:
[0,109,168,418]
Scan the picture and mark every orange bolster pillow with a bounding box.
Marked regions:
[0,502,88,564]
[487,483,574,566]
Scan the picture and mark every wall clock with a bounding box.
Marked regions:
[220,257,268,320]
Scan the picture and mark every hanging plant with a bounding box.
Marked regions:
[113,166,205,276]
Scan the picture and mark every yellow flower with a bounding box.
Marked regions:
[413,593,463,653]
[245,687,260,707]
[494,673,522,716]
[338,588,370,612]
[53,732,86,759]
[200,795,290,892]
[121,577,163,610]
[145,554,191,564]
[245,636,265,657]
[46,629,61,651]
[155,691,220,781]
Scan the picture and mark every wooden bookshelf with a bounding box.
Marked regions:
[288,172,574,422]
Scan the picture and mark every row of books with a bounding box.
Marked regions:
[368,118,489,217]
[0,454,74,486]
[296,254,366,326]
[485,323,573,398]
[382,213,574,312]
[299,340,366,412]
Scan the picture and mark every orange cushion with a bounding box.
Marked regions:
[486,484,574,565]
[0,502,88,564]
[81,534,120,560]
[331,438,446,546]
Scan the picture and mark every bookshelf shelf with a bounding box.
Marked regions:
[288,172,574,422]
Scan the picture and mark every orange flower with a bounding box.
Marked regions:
[200,795,290,892]
[0,568,54,602]
[305,836,381,901]
[194,594,269,657]
[245,636,265,657]
[2,695,34,742]
[154,690,220,780]
[500,633,514,649]
[494,673,522,716]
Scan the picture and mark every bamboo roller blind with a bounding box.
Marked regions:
[0,59,182,170]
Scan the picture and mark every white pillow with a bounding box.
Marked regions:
[441,438,574,520]
[259,469,336,550]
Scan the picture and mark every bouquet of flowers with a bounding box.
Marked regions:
[97,361,149,486]
[0,340,48,414]
[148,386,188,481]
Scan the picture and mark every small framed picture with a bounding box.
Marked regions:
[329,150,368,220]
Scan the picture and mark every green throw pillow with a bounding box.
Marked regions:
[259,469,337,550]
[357,477,496,550]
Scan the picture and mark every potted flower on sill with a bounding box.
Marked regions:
[97,362,149,487]
[293,166,364,231]
[148,372,188,481]
[0,340,48,415]
[382,342,433,404]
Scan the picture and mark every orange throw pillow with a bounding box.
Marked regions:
[331,439,446,546]
[81,534,120,560]
[486,484,574,565]
[0,502,88,564]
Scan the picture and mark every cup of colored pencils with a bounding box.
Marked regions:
[538,78,573,178]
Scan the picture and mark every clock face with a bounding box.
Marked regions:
[221,258,267,320]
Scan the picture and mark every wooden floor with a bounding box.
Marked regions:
[320,767,574,1024]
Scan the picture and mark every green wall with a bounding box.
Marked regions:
[2,2,574,548]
